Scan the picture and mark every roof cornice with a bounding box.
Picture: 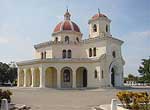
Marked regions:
[17,54,106,66]
[34,36,123,49]
[52,30,82,36]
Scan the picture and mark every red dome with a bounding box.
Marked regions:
[53,9,81,33]
[53,20,81,33]
[92,13,107,20]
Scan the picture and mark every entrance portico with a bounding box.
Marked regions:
[17,59,95,89]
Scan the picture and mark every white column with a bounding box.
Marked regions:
[17,68,20,87]
[73,69,76,88]
[31,68,35,87]
[23,69,27,87]
[111,99,117,110]
[39,67,45,88]
[57,68,61,88]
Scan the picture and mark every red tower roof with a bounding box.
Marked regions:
[92,13,107,20]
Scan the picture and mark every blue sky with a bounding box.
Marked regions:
[0,0,149,76]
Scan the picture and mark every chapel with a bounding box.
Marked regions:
[17,9,125,88]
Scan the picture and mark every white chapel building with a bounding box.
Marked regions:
[17,9,125,88]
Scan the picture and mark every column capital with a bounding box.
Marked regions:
[72,68,77,72]
[23,68,27,73]
[17,68,20,71]
[31,68,35,72]
[56,66,62,72]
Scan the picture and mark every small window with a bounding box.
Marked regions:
[112,51,116,58]
[41,52,44,59]
[44,51,46,59]
[101,70,104,79]
[62,50,66,58]
[55,37,58,42]
[93,47,96,56]
[93,24,97,32]
[76,37,79,42]
[68,49,72,58]
[94,70,98,78]
[89,48,92,57]
[65,36,69,43]
[106,25,109,32]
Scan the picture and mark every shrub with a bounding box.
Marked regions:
[117,91,132,109]
[117,91,150,110]
[0,89,12,105]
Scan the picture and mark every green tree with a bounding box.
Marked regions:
[128,74,135,81]
[7,67,17,83]
[0,62,17,85]
[138,57,150,83]
[0,62,9,83]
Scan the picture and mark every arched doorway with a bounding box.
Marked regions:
[26,69,32,87]
[34,68,40,87]
[111,68,115,87]
[19,69,24,86]
[45,67,57,88]
[76,67,87,88]
[61,67,72,88]
[110,60,124,87]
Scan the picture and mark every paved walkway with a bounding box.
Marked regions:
[1,87,150,110]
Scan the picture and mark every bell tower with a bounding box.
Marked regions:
[88,9,111,38]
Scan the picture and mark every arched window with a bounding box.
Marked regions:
[44,51,46,59]
[62,50,66,58]
[63,69,70,82]
[101,70,104,79]
[112,51,116,58]
[93,24,97,32]
[89,48,92,57]
[94,70,98,78]
[93,47,96,56]
[41,52,44,59]
[68,49,72,58]
[106,25,109,32]
[65,36,69,43]
[76,37,79,42]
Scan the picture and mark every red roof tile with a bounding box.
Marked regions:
[92,13,107,20]
[63,21,72,30]
[53,20,80,33]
